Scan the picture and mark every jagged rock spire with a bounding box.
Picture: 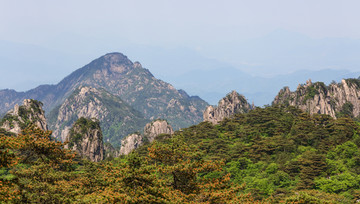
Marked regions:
[203,90,251,124]
[0,99,48,134]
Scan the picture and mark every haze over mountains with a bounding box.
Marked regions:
[1,30,360,105]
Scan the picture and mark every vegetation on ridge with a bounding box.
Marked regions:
[68,117,101,148]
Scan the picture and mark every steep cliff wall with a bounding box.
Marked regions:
[66,117,104,162]
[119,133,143,155]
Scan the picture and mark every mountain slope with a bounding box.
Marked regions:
[0,52,208,130]
[48,86,148,146]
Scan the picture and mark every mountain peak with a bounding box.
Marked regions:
[203,91,251,124]
[103,52,127,58]
[101,52,133,66]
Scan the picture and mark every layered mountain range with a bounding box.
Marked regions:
[2,51,360,149]
[0,52,208,145]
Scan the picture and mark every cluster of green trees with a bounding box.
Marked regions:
[1,105,360,203]
[166,105,360,203]
[0,126,254,203]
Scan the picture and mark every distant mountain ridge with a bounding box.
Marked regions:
[0,52,208,139]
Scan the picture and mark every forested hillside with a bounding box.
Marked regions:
[1,105,360,203]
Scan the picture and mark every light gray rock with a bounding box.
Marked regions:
[273,78,360,118]
[66,117,104,162]
[119,133,143,155]
[119,119,174,155]
[52,86,108,142]
[144,119,174,142]
[0,99,48,134]
[203,90,251,124]
[48,85,148,147]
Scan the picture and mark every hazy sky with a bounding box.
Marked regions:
[2,0,360,45]
[1,0,360,96]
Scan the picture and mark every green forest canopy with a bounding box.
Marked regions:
[1,105,360,203]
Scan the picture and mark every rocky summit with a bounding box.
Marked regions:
[0,99,47,134]
[48,86,148,146]
[144,119,174,142]
[203,90,252,124]
[66,117,104,162]
[0,52,208,136]
[273,78,360,118]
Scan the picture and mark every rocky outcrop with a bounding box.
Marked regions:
[119,133,143,155]
[144,119,174,142]
[66,117,104,162]
[203,91,252,124]
[48,86,148,146]
[273,78,360,118]
[0,99,48,134]
[118,119,174,155]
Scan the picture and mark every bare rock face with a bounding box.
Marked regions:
[66,117,104,162]
[49,86,147,145]
[273,79,360,118]
[0,99,48,134]
[51,86,108,142]
[203,90,251,124]
[119,119,173,155]
[144,119,174,142]
[119,133,143,155]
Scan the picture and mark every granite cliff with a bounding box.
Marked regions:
[144,119,174,142]
[203,91,252,124]
[119,133,143,155]
[66,117,104,162]
[0,99,47,134]
[119,119,174,155]
[273,78,360,118]
[48,86,147,146]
